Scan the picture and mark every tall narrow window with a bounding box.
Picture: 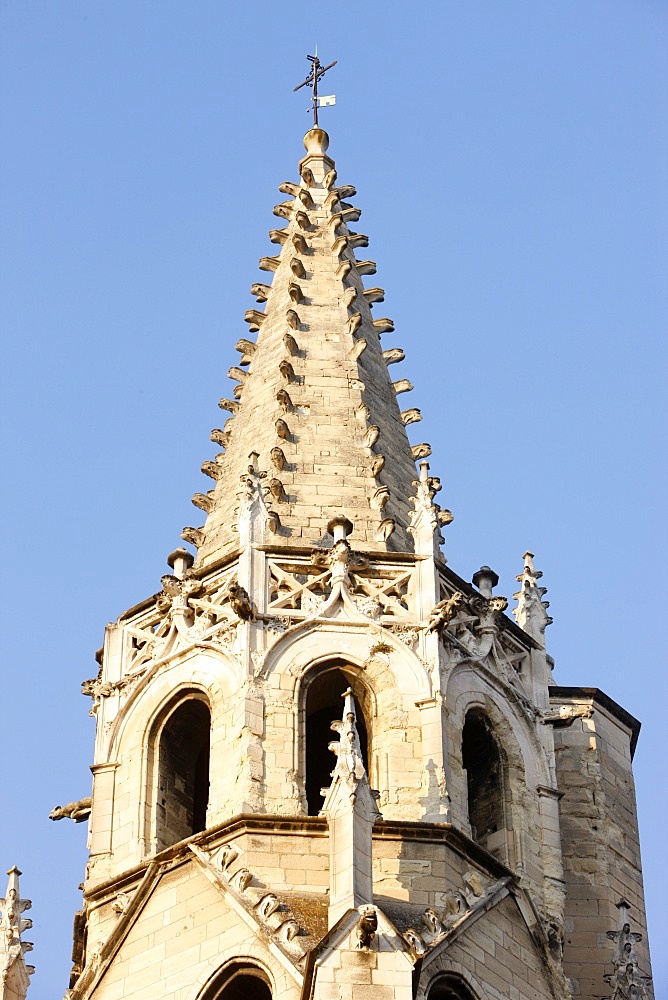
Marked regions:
[461,709,507,859]
[304,666,370,816]
[156,697,211,850]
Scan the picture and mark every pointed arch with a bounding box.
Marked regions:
[257,622,432,820]
[106,648,237,761]
[198,961,273,1000]
[259,618,431,699]
[446,665,554,874]
[426,973,479,999]
[446,662,551,789]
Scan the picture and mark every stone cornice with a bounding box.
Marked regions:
[549,685,641,757]
[84,814,513,905]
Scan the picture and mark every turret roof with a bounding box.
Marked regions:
[188,128,437,569]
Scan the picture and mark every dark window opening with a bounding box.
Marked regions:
[305,667,369,816]
[462,710,505,853]
[204,963,272,1000]
[427,972,478,1000]
[156,698,211,850]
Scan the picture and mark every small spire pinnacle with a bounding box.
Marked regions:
[329,688,366,781]
[321,689,381,927]
[603,900,651,999]
[293,52,337,127]
[513,550,553,644]
[0,867,35,997]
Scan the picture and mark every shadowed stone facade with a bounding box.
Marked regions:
[5,126,651,1000]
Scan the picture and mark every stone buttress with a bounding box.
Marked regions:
[48,128,653,1000]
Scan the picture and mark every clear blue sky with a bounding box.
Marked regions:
[1,2,666,996]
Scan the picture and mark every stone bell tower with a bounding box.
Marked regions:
[54,124,652,1000]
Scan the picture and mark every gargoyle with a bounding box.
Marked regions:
[227,581,256,622]
[428,591,465,632]
[268,479,288,503]
[356,906,377,949]
[49,797,92,823]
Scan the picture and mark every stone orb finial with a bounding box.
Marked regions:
[472,565,499,598]
[303,128,330,155]
[167,547,195,579]
[327,516,353,542]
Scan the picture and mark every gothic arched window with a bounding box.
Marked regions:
[427,972,479,999]
[155,696,211,850]
[201,962,272,1000]
[303,664,371,816]
[461,709,509,861]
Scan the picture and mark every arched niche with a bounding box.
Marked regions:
[150,691,212,851]
[199,961,272,1000]
[427,972,479,999]
[301,660,372,816]
[446,665,550,791]
[106,650,235,762]
[461,708,511,863]
[260,621,431,700]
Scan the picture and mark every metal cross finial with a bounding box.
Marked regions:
[293,52,337,127]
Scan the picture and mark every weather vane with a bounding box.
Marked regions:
[294,50,337,127]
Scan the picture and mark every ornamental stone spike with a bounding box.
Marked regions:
[320,689,381,927]
[329,687,366,781]
[0,867,35,1000]
[512,549,553,645]
[603,899,652,999]
[186,127,435,569]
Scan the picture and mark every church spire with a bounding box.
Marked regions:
[185,127,431,569]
